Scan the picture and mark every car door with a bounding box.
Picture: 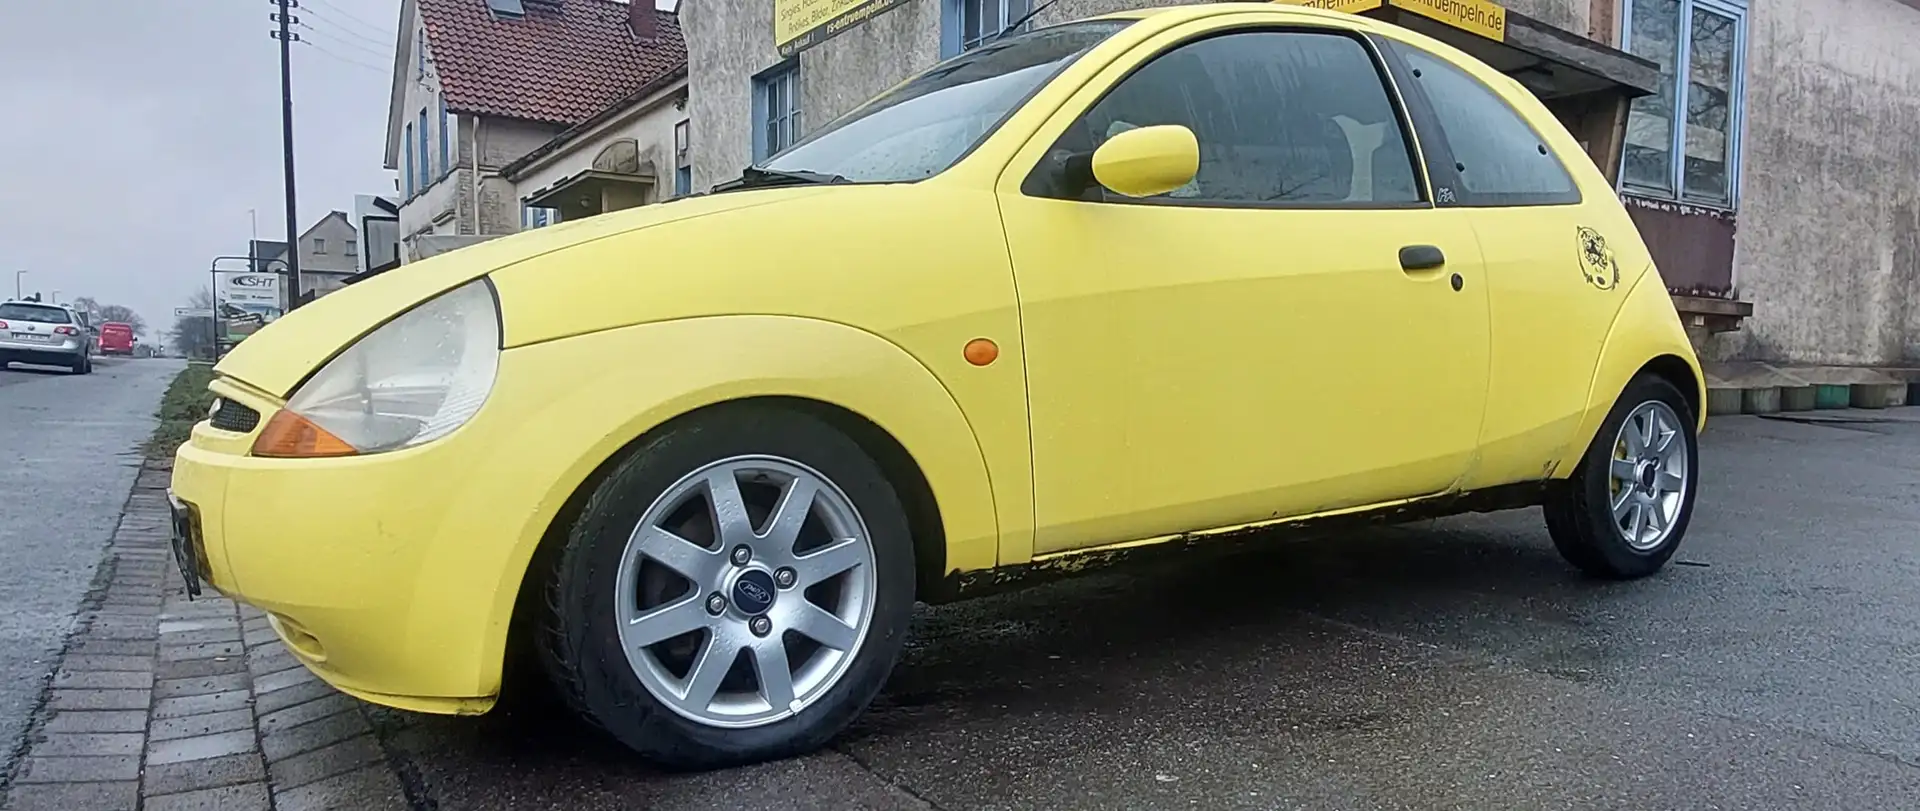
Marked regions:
[996,20,1493,556]
[1374,37,1632,490]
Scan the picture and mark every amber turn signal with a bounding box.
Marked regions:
[963,338,999,367]
[252,410,359,458]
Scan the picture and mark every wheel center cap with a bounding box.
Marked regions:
[1637,460,1659,491]
[730,569,777,616]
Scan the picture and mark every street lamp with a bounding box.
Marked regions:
[13,270,25,299]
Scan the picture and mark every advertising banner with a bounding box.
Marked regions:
[213,270,283,346]
[774,0,914,57]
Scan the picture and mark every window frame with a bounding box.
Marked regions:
[438,97,451,178]
[1618,0,1747,209]
[751,60,802,163]
[417,109,431,190]
[1374,36,1584,209]
[403,122,415,198]
[1020,24,1433,212]
[942,0,1032,59]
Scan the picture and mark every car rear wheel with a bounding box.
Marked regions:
[1544,373,1698,579]
[536,405,915,770]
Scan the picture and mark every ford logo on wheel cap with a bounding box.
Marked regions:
[732,570,777,615]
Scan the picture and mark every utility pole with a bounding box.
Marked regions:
[12,270,24,299]
[270,0,304,311]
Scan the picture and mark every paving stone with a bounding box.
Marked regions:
[243,626,279,647]
[155,657,247,679]
[68,640,158,657]
[257,680,339,715]
[42,710,149,733]
[31,732,146,757]
[159,627,244,646]
[272,764,408,811]
[0,780,138,811]
[49,689,151,711]
[262,710,369,762]
[61,655,152,672]
[155,673,250,699]
[13,755,142,783]
[260,694,355,733]
[153,689,251,718]
[53,669,154,690]
[267,735,384,791]
[145,783,272,811]
[151,708,254,742]
[158,618,238,634]
[252,666,318,695]
[85,623,159,641]
[161,641,246,662]
[142,752,267,796]
[146,730,259,766]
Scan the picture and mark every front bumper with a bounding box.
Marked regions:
[167,360,603,716]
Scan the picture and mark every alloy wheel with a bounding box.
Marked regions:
[1607,400,1689,551]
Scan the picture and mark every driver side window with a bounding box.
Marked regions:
[1028,29,1423,207]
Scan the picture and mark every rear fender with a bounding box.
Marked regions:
[1551,265,1706,479]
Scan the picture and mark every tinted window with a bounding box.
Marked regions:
[1036,30,1422,206]
[0,303,72,324]
[1388,42,1579,206]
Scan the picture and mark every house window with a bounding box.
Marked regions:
[1620,0,1746,208]
[346,240,358,257]
[403,123,415,197]
[417,109,431,190]
[752,62,801,162]
[944,0,1030,58]
[438,97,451,176]
[314,238,327,255]
[521,204,558,230]
[417,27,426,77]
[674,119,692,197]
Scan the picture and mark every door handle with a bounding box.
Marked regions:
[1399,245,1445,271]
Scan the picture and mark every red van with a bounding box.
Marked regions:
[98,322,135,356]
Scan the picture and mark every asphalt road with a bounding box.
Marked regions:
[366,409,1920,810]
[0,357,181,780]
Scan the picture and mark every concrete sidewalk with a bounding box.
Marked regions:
[0,460,412,811]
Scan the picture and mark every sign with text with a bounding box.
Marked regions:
[174,308,213,318]
[1274,0,1506,41]
[774,0,914,57]
[212,271,282,345]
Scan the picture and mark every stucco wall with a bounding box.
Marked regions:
[395,3,463,245]
[1719,0,1920,364]
[476,117,566,234]
[511,85,690,209]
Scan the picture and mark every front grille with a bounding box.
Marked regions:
[209,398,261,433]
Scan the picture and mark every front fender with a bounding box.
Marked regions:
[1551,266,1707,479]
[432,314,1000,697]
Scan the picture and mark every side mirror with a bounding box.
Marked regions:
[1091,125,1200,198]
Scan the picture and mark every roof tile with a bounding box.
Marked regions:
[421,0,686,126]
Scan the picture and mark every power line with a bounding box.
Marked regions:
[300,40,388,73]
[300,8,391,50]
[304,0,391,38]
[299,22,390,60]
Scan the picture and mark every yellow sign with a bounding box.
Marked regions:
[775,0,914,57]
[1275,0,1507,41]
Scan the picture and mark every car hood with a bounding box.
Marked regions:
[213,187,831,398]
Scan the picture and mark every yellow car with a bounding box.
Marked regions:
[171,3,1703,769]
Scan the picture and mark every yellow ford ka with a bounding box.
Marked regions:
[171,3,1704,769]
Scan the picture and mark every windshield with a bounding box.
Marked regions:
[760,20,1132,183]
[0,303,72,324]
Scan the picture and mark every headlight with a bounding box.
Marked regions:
[253,279,500,458]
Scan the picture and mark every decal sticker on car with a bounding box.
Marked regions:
[1576,226,1621,291]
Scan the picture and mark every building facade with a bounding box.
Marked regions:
[685,0,1920,367]
[383,0,687,256]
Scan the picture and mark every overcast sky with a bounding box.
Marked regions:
[0,0,400,335]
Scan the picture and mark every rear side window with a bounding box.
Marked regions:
[0,304,72,324]
[1030,29,1424,207]
[1385,40,1579,207]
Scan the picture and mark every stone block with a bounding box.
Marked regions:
[13,755,142,783]
[1779,385,1817,412]
[1740,387,1780,414]
[146,730,259,766]
[151,708,254,742]
[267,735,384,791]
[1705,387,1743,416]
[0,780,137,811]
[153,689,251,719]
[154,673,250,699]
[145,783,271,811]
[142,752,267,796]
[32,732,146,757]
[42,710,149,734]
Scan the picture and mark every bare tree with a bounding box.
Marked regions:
[170,289,216,359]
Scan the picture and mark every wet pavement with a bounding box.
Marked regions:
[0,358,180,781]
[365,411,1920,809]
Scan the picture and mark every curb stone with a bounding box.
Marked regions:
[0,459,418,811]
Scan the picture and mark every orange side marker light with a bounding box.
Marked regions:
[252,411,359,458]
[964,338,999,367]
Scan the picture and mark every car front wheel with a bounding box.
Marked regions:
[1544,373,1699,579]
[536,405,916,770]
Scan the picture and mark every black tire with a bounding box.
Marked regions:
[70,355,88,375]
[1544,373,1699,579]
[535,405,916,770]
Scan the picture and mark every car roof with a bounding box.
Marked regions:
[1093,2,1363,24]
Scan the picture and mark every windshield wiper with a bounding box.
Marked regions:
[712,166,850,193]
